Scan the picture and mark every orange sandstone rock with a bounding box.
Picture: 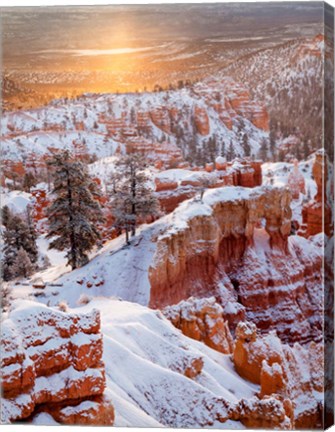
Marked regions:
[164,297,234,354]
[1,301,111,425]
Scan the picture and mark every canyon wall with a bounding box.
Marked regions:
[149,185,323,345]
[233,321,323,428]
[301,149,333,237]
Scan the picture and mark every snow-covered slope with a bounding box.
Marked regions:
[1,79,268,167]
[222,34,323,146]
[84,298,253,428]
[11,186,264,307]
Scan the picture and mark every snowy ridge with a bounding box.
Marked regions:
[60,299,254,428]
[1,79,268,166]
[13,185,266,308]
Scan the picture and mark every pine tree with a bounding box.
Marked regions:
[221,141,226,157]
[25,204,37,246]
[110,153,160,244]
[269,129,277,157]
[2,213,38,281]
[1,205,12,229]
[23,172,37,192]
[11,248,34,278]
[227,140,235,162]
[259,138,269,161]
[242,133,251,157]
[46,150,104,269]
[1,283,12,312]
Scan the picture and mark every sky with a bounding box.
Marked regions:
[2,2,323,70]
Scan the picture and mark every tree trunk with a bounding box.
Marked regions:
[125,227,130,245]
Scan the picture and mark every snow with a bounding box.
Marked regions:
[36,235,67,267]
[3,295,257,428]
[75,298,258,427]
[262,157,316,223]
[9,183,283,309]
[216,156,226,164]
[1,190,32,214]
[32,412,60,425]
[1,76,268,167]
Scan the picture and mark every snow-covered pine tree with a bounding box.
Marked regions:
[46,150,104,270]
[1,205,12,228]
[259,138,269,162]
[110,153,160,244]
[2,213,38,281]
[242,133,251,157]
[11,248,34,278]
[227,140,235,162]
[1,282,12,312]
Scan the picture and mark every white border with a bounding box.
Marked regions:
[1,0,334,431]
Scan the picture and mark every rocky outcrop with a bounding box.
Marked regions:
[1,300,114,425]
[194,105,210,135]
[149,185,323,345]
[126,136,184,169]
[301,150,332,237]
[287,160,306,199]
[233,322,323,428]
[149,186,292,307]
[228,230,323,344]
[155,159,263,214]
[49,397,115,425]
[194,77,269,131]
[163,297,234,354]
[232,396,293,429]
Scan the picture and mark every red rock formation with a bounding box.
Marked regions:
[126,136,183,168]
[164,297,234,354]
[155,159,262,215]
[157,187,197,213]
[215,156,227,171]
[232,321,323,428]
[1,301,113,425]
[49,396,114,425]
[149,186,292,307]
[205,162,214,173]
[155,177,178,192]
[31,186,50,229]
[149,185,322,345]
[296,34,324,60]
[287,160,306,199]
[149,107,171,134]
[194,105,210,135]
[232,396,293,429]
[194,78,269,132]
[302,150,332,236]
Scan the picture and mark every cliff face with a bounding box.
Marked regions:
[301,150,332,237]
[1,301,114,425]
[195,77,269,132]
[149,185,322,345]
[233,322,323,428]
[163,300,320,429]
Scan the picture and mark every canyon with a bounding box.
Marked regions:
[1,15,331,427]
